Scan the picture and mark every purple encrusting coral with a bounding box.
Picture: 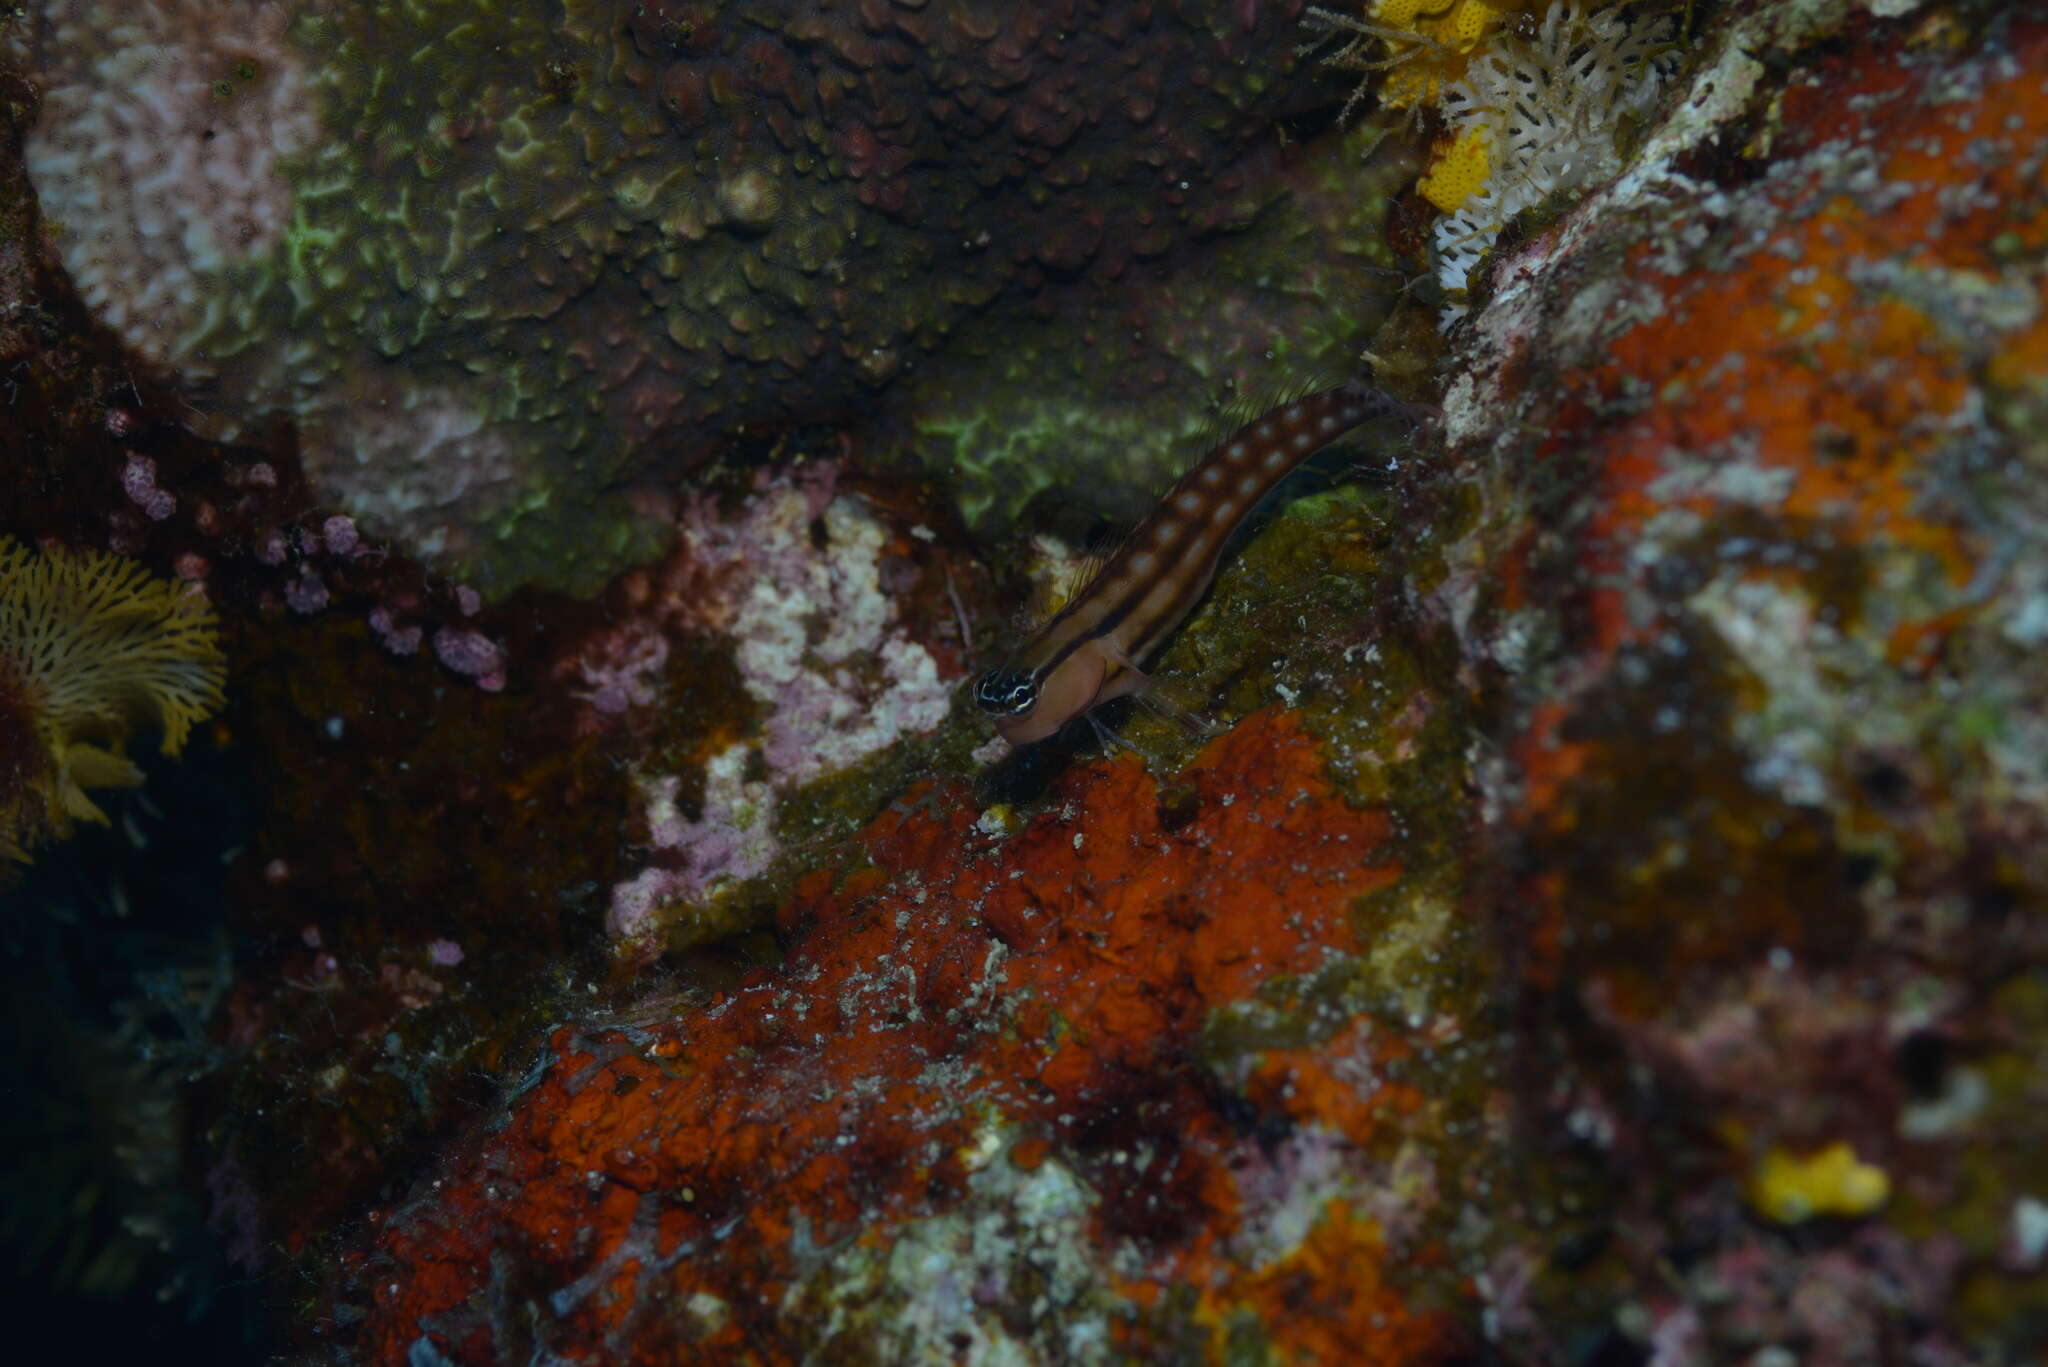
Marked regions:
[120,455,175,521]
[282,569,326,615]
[318,515,359,558]
[569,628,669,717]
[431,627,505,693]
[605,468,955,949]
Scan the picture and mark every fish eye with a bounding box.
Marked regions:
[974,669,1038,717]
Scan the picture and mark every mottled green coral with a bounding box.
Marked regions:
[24,0,1368,593]
[911,117,1422,532]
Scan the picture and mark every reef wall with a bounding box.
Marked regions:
[0,1,2043,1363]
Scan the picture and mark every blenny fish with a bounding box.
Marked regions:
[975,383,1420,744]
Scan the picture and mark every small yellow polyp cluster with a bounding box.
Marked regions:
[1745,1141,1892,1225]
[1304,0,1530,122]
[0,539,226,864]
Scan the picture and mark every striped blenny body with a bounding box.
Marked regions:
[975,383,1414,744]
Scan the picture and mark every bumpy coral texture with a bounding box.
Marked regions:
[0,538,225,862]
[325,713,1464,1364]
[22,0,1338,593]
[24,0,317,371]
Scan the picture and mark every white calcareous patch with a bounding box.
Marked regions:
[1201,464,1226,487]
[1175,491,1203,514]
[793,1135,1111,1367]
[1128,550,1157,575]
[1237,473,1262,498]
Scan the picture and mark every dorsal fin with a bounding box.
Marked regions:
[1165,371,1366,474]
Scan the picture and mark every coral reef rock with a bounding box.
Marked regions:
[294,4,2048,1363]
[15,0,1343,593]
[322,713,1476,1365]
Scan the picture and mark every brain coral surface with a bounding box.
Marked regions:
[20,0,1324,594]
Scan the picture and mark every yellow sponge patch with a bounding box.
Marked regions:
[1370,0,1518,108]
[1439,0,1510,48]
[1745,1142,1892,1224]
[1418,125,1493,212]
[1373,0,1454,25]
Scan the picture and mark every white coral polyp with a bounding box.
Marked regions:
[24,0,317,369]
[1434,2,1677,319]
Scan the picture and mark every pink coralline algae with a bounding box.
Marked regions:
[605,469,957,948]
[568,629,670,717]
[318,515,359,559]
[431,628,506,692]
[366,606,423,657]
[119,454,175,521]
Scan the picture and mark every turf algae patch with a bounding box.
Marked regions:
[199,603,654,1264]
